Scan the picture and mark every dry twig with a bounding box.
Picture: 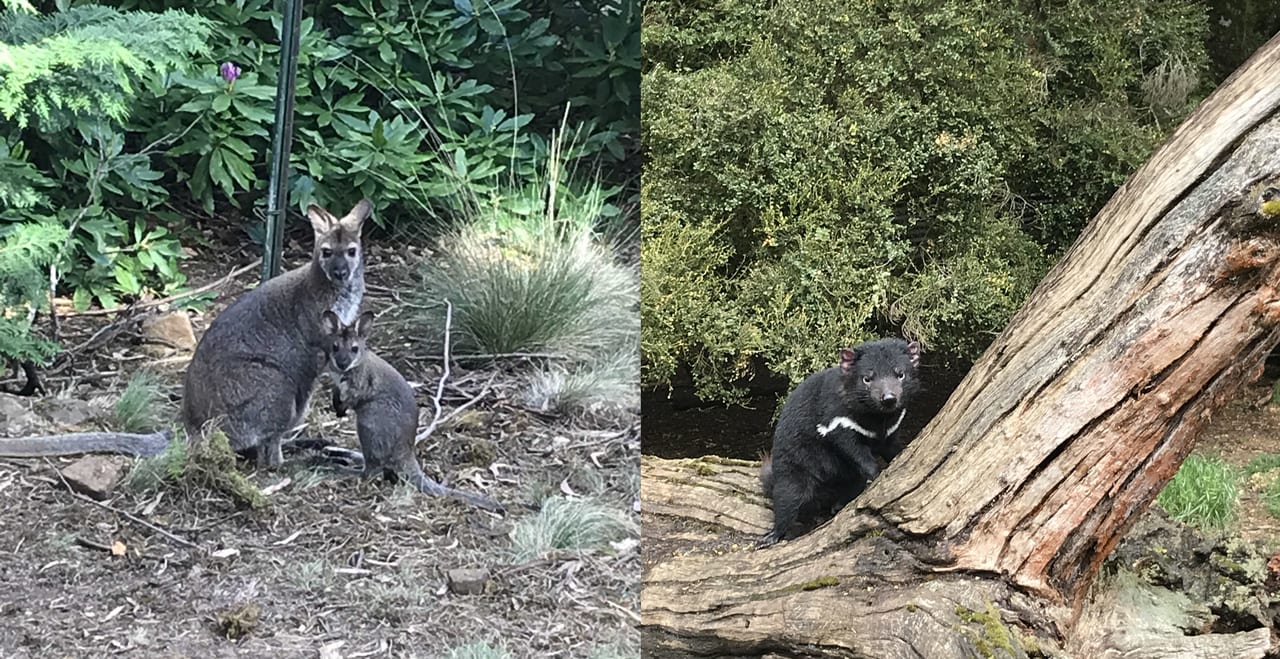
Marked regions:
[45,459,205,553]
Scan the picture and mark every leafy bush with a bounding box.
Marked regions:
[641,0,1221,400]
[0,3,208,359]
[1,0,639,325]
[1156,454,1239,530]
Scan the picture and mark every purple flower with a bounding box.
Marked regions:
[219,62,241,83]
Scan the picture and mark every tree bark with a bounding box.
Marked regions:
[641,33,1280,658]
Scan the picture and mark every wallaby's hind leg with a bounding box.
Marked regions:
[257,435,285,469]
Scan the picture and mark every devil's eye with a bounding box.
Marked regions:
[321,248,333,258]
[862,374,873,384]
[896,370,905,379]
[347,247,357,257]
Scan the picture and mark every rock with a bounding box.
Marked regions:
[0,393,41,437]
[37,397,99,428]
[447,568,490,595]
[60,455,130,500]
[140,311,196,356]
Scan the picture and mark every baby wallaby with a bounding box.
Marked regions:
[322,310,504,513]
[182,200,371,469]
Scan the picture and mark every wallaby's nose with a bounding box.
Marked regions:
[331,264,349,281]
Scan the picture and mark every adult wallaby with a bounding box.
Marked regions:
[182,200,371,469]
[323,309,504,513]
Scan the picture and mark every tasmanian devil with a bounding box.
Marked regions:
[757,337,922,546]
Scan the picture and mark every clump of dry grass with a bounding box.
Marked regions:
[509,495,638,562]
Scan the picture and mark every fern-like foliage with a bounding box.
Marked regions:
[0,6,211,128]
[0,131,50,209]
[0,219,66,362]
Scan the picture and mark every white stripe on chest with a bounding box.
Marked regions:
[332,285,363,326]
[817,408,907,439]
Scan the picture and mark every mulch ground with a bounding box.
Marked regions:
[0,223,639,658]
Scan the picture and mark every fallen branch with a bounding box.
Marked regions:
[64,257,263,318]
[416,372,497,443]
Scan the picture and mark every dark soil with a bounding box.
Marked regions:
[0,227,639,657]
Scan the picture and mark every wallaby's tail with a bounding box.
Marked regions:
[0,430,172,458]
[405,463,505,513]
[759,450,774,498]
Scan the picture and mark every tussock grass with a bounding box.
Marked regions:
[125,433,188,491]
[417,144,638,424]
[446,640,513,659]
[1244,453,1280,476]
[1156,454,1239,530]
[509,496,638,561]
[112,370,167,432]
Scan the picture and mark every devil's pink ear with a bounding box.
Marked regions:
[906,340,922,368]
[839,348,858,373]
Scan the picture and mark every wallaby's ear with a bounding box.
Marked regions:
[355,310,375,338]
[338,199,373,235]
[321,310,341,336]
[308,205,336,234]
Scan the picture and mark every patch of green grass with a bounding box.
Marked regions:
[1244,453,1280,476]
[587,639,639,659]
[285,559,336,592]
[509,496,638,561]
[112,370,166,432]
[446,640,513,659]
[1264,477,1280,519]
[125,434,188,491]
[1156,454,1239,530]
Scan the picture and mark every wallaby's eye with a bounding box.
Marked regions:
[351,346,359,355]
[331,343,339,353]
[321,248,333,258]
[347,247,357,258]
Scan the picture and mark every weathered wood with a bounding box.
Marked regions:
[641,32,1280,659]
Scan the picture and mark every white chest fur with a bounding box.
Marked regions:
[332,282,364,326]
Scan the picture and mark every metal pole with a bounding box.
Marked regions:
[262,0,304,281]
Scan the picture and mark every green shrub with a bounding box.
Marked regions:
[640,0,1220,399]
[1156,454,1239,530]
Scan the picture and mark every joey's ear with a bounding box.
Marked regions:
[905,340,922,368]
[338,199,373,235]
[839,348,857,374]
[321,310,341,336]
[355,310,375,338]
[308,205,335,234]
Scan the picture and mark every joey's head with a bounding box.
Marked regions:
[322,309,374,373]
[308,199,372,285]
[839,338,922,412]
